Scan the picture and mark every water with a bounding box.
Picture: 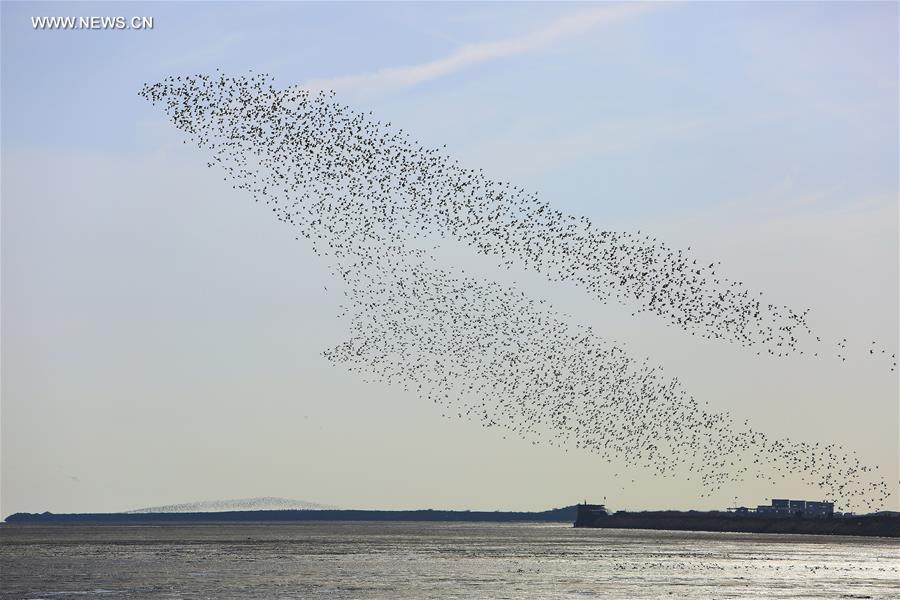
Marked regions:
[1,522,897,599]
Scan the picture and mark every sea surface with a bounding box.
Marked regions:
[1,522,897,599]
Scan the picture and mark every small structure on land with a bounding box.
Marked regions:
[753,499,834,518]
[574,502,608,526]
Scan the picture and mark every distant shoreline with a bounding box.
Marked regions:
[2,506,578,525]
[4,506,900,538]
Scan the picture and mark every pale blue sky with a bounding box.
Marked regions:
[2,2,897,516]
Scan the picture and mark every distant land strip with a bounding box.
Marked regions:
[3,506,577,525]
[5,507,900,537]
[5,506,900,538]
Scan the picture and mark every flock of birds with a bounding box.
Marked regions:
[140,72,894,511]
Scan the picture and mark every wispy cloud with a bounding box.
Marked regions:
[303,3,659,95]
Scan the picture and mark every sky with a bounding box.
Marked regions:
[1,1,897,516]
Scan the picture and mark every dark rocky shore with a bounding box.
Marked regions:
[575,507,900,538]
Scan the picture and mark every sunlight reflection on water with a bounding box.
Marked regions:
[2,522,898,599]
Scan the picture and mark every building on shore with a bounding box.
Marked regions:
[752,499,834,518]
